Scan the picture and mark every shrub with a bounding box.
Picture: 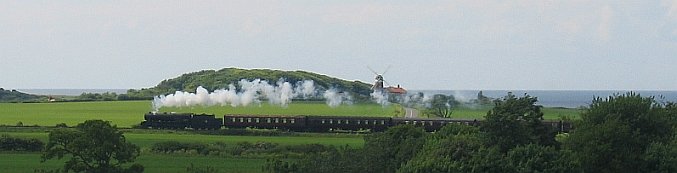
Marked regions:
[0,134,44,151]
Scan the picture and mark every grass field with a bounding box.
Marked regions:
[447,106,581,120]
[0,131,365,149]
[0,153,268,173]
[0,101,400,127]
[0,100,580,128]
[0,130,364,173]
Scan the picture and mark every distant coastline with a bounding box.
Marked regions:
[18,89,128,96]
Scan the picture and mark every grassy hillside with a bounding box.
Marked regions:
[0,89,45,103]
[124,68,373,100]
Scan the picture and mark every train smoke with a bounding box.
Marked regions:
[371,91,389,106]
[152,79,320,111]
[323,89,352,108]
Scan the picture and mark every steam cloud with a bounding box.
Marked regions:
[323,89,352,108]
[152,79,352,111]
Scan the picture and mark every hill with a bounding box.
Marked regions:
[0,88,45,103]
[123,68,373,100]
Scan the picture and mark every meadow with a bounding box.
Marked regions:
[0,101,400,128]
[0,101,580,128]
[0,129,364,173]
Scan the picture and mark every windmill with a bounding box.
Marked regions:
[368,65,407,95]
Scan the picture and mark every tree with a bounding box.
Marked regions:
[362,125,427,173]
[424,94,458,118]
[507,144,581,173]
[398,124,483,173]
[42,120,143,173]
[481,93,557,152]
[565,93,675,173]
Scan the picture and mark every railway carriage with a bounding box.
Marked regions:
[392,117,479,132]
[306,116,392,132]
[224,115,306,131]
[142,112,573,133]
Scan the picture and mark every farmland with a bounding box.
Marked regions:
[0,128,364,173]
[0,101,402,128]
[0,101,580,128]
[0,100,581,172]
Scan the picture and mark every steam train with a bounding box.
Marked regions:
[140,112,573,133]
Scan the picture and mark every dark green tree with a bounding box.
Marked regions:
[42,120,143,173]
[362,125,427,173]
[397,124,483,173]
[565,93,675,173]
[507,144,581,173]
[481,93,557,152]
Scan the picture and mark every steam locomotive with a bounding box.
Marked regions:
[140,112,573,132]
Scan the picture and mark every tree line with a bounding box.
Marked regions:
[265,92,677,173]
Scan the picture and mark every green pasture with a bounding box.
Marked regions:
[0,153,267,173]
[0,130,363,173]
[0,101,400,128]
[0,131,364,149]
[445,106,581,120]
[0,101,579,128]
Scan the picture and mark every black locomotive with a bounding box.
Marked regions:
[141,112,573,132]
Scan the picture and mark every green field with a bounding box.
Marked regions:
[0,153,267,173]
[0,130,364,173]
[0,101,580,128]
[0,131,364,149]
[0,101,400,128]
[446,106,581,120]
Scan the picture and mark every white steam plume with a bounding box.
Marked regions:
[152,79,329,111]
[323,89,352,108]
[371,90,390,107]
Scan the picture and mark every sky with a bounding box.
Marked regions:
[1,0,676,90]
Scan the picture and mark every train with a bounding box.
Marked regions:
[140,112,573,133]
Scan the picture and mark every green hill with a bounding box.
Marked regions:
[0,88,45,103]
[124,68,373,100]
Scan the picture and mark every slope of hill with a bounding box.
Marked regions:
[0,88,45,103]
[124,68,373,100]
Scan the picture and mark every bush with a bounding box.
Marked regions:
[0,134,44,151]
[151,141,228,156]
[151,141,208,154]
[55,123,68,128]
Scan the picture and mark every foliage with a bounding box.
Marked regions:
[641,139,677,173]
[264,145,363,173]
[362,125,427,173]
[565,92,676,173]
[0,88,45,103]
[481,93,557,152]
[76,92,119,101]
[150,141,210,155]
[397,124,483,173]
[423,94,459,118]
[41,120,143,173]
[506,144,581,173]
[0,134,44,151]
[126,68,374,100]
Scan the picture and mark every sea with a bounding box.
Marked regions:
[18,89,129,96]
[16,89,677,109]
